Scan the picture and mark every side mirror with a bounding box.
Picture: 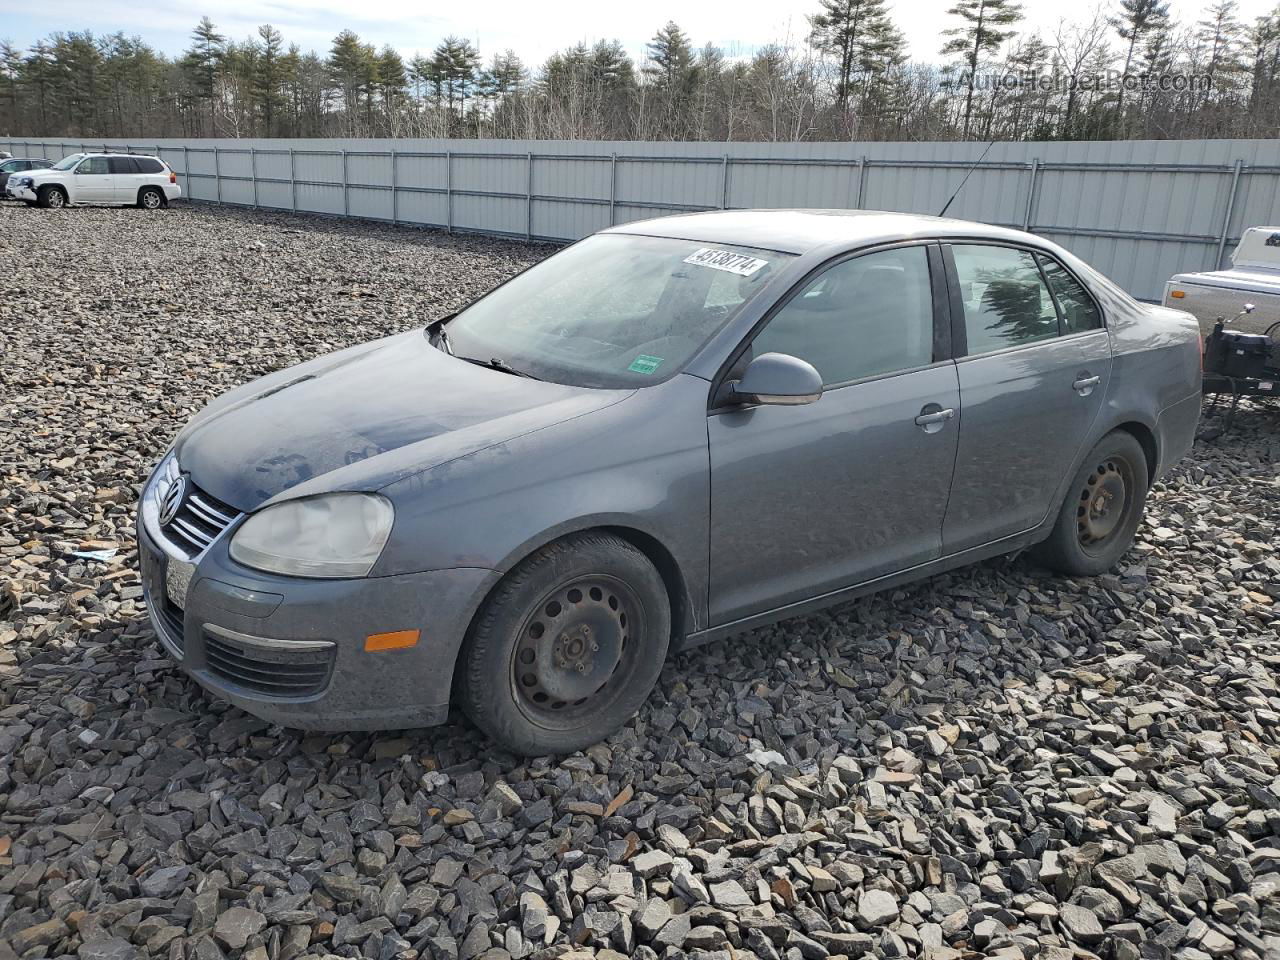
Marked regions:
[728,352,823,406]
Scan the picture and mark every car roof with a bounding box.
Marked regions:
[72,152,160,160]
[604,208,1042,256]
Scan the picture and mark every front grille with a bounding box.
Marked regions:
[164,483,239,557]
[204,633,334,698]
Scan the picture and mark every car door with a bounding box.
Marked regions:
[707,242,961,625]
[108,156,140,202]
[941,242,1113,553]
[73,156,114,202]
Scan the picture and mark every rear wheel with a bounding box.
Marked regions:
[1032,430,1149,576]
[38,185,67,209]
[138,186,164,210]
[457,532,670,756]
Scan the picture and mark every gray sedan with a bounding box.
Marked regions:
[138,210,1203,755]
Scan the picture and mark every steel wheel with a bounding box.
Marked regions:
[510,574,643,727]
[1075,455,1134,553]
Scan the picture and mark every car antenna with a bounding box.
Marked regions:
[937,139,997,218]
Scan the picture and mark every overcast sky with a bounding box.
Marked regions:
[7,0,1276,68]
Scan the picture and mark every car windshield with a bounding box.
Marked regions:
[443,234,792,388]
[51,154,84,171]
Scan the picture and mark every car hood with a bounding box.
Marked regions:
[175,330,630,512]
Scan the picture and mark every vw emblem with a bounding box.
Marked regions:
[158,474,187,526]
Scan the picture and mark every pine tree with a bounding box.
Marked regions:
[1,41,23,131]
[430,37,482,129]
[644,22,700,137]
[253,25,287,136]
[375,46,407,132]
[186,16,224,135]
[645,21,695,90]
[21,41,58,132]
[808,0,902,116]
[1109,0,1170,127]
[1247,9,1280,134]
[1198,1,1247,82]
[328,30,376,134]
[940,0,1023,137]
[488,50,527,96]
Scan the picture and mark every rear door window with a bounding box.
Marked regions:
[109,157,139,174]
[951,244,1059,355]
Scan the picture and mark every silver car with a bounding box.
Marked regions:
[138,210,1203,755]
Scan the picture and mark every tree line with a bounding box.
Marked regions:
[1,0,1278,143]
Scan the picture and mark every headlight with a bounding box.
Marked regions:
[229,493,393,578]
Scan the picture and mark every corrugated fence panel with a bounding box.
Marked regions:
[5,135,1280,300]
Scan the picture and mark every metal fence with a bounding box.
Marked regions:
[5,135,1280,301]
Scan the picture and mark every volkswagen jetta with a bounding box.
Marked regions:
[138,210,1202,755]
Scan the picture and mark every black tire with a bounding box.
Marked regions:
[38,185,67,209]
[456,532,671,756]
[1032,430,1149,576]
[138,186,165,210]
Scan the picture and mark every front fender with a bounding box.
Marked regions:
[372,374,713,633]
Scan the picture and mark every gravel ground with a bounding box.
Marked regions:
[2,201,1280,960]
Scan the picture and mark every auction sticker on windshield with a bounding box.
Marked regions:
[683,248,769,277]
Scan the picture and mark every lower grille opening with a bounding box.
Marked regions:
[145,584,186,656]
[204,633,334,698]
[160,599,186,653]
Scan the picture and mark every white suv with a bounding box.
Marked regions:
[6,152,182,209]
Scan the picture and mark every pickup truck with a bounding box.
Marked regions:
[1163,226,1280,337]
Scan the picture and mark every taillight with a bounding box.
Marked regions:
[169,170,177,184]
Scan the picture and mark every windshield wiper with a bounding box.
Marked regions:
[435,326,455,356]
[426,315,455,355]
[456,355,539,379]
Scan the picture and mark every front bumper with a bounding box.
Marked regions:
[6,183,34,201]
[138,517,498,731]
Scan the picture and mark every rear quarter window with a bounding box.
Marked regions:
[1037,255,1103,333]
[134,158,164,174]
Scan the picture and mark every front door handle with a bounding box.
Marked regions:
[914,406,955,433]
[1073,374,1101,396]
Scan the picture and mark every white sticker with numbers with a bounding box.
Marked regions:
[682,248,769,277]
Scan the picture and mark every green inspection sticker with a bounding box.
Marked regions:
[628,354,664,375]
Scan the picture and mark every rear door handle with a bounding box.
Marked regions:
[1073,374,1101,395]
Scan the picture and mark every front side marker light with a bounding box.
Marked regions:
[365,629,420,652]
[1170,290,1185,298]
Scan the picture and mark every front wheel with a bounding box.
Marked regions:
[1032,430,1149,576]
[38,185,67,209]
[456,532,670,756]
